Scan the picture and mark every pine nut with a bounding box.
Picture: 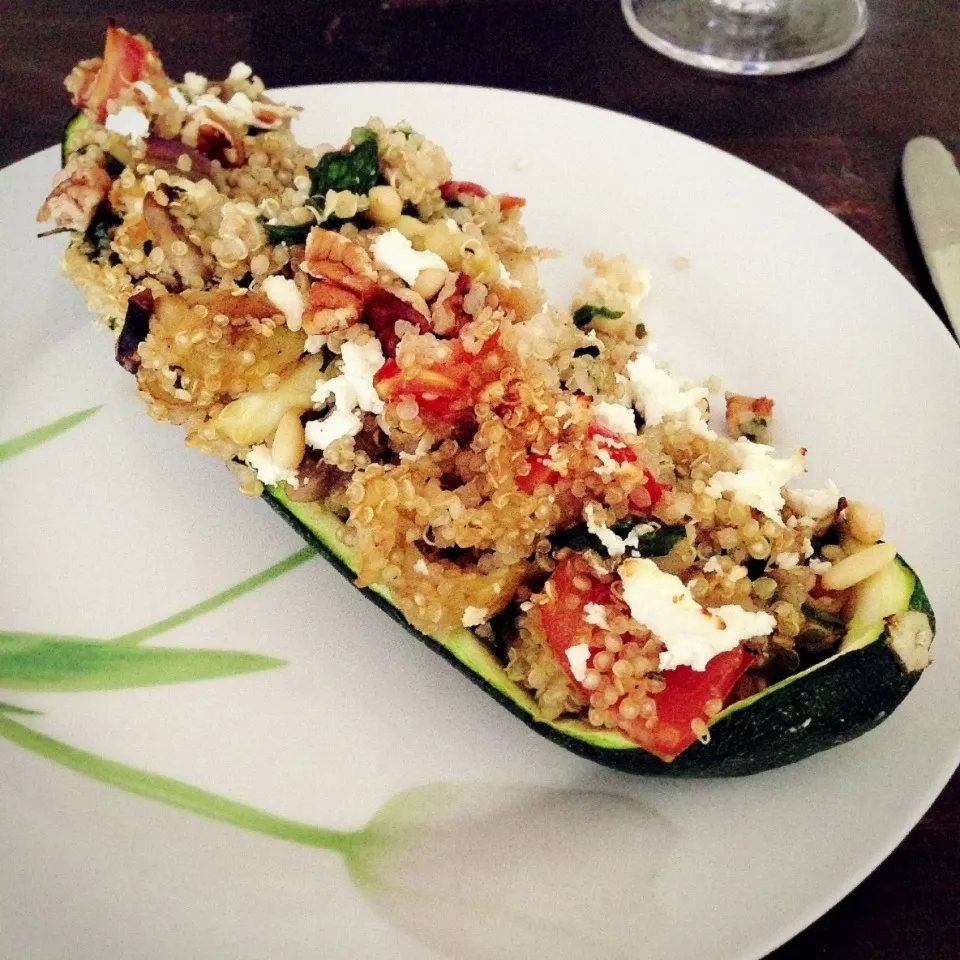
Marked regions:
[271,410,306,470]
[366,185,403,226]
[845,500,885,545]
[413,267,448,301]
[820,541,897,591]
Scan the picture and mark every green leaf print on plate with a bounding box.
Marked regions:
[1,407,317,693]
[0,404,101,462]
[0,632,285,691]
[0,710,673,960]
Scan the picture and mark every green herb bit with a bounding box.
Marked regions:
[308,129,380,200]
[572,304,625,328]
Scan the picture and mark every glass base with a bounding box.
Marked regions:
[621,0,868,75]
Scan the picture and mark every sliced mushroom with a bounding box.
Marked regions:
[141,193,210,289]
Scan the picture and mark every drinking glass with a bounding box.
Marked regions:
[621,0,868,75]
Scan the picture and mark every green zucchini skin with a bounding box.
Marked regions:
[61,112,92,166]
[263,491,935,778]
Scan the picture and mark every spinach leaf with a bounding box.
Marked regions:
[550,520,685,559]
[307,127,380,200]
[572,304,624,329]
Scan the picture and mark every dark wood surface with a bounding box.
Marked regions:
[3,2,959,957]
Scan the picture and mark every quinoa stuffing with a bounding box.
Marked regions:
[39,26,910,762]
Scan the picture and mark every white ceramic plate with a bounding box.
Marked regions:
[1,84,957,960]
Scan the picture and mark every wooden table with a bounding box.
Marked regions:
[3,1,958,956]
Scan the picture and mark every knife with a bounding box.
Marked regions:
[902,136,960,336]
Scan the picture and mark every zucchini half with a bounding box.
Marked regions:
[265,486,936,778]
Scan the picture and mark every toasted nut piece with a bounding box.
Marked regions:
[367,184,403,226]
[845,500,885,545]
[272,410,306,470]
[413,267,449,301]
[821,542,897,591]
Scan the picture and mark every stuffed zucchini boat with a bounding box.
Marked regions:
[37,25,935,776]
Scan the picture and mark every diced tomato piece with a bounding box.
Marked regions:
[375,334,503,427]
[539,557,753,760]
[538,558,612,685]
[516,455,560,494]
[77,24,162,122]
[440,180,488,201]
[588,421,668,509]
[618,646,755,760]
[363,287,430,357]
[589,421,635,464]
[499,194,526,210]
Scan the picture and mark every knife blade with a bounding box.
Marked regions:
[903,136,960,336]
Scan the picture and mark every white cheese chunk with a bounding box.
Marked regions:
[592,401,637,436]
[229,61,254,82]
[189,91,267,129]
[497,261,522,288]
[414,558,429,575]
[705,438,805,525]
[462,606,488,628]
[784,478,840,520]
[312,339,385,415]
[305,339,385,451]
[703,556,724,575]
[619,558,776,672]
[584,502,627,558]
[304,409,362,451]
[133,81,158,102]
[168,86,188,110]
[583,603,609,630]
[104,106,150,142]
[371,228,448,285]
[625,353,713,437]
[182,72,208,98]
[565,643,591,682]
[304,334,328,354]
[261,276,304,332]
[245,444,300,488]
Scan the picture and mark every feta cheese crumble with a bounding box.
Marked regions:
[784,479,841,520]
[261,276,304,332]
[189,92,274,129]
[414,558,429,575]
[702,556,724,575]
[304,334,328,354]
[462,606,488,628]
[304,409,362,451]
[565,643,591,682]
[625,354,713,437]
[229,61,254,82]
[585,502,628,558]
[168,86,188,110]
[182,72,208,98]
[245,444,300,488]
[104,106,150,142]
[306,339,385,451]
[371,228,447,285]
[497,261,522,288]
[619,558,776,672]
[133,81,158,102]
[583,603,609,630]
[705,438,805,525]
[592,401,637,436]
